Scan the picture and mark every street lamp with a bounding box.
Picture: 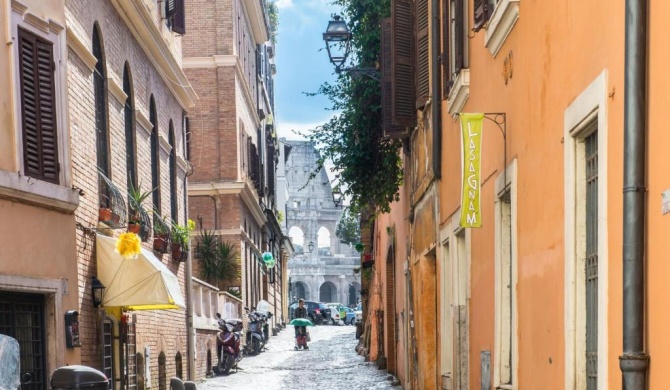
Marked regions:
[332,187,343,207]
[322,14,380,81]
[308,241,315,253]
[91,276,105,308]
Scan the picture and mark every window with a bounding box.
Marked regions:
[93,24,111,206]
[442,0,467,98]
[169,121,177,222]
[165,0,186,35]
[416,0,429,106]
[584,131,598,390]
[123,63,137,191]
[17,27,60,184]
[150,96,161,214]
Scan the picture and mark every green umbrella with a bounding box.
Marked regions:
[289,318,315,327]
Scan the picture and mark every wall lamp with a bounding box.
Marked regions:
[91,276,106,308]
[323,15,380,81]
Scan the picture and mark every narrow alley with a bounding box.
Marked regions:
[198,326,399,389]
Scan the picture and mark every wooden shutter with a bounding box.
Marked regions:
[172,0,186,35]
[415,0,429,107]
[454,0,465,73]
[391,0,416,128]
[382,18,407,139]
[473,0,492,32]
[441,0,451,99]
[165,0,176,19]
[18,28,59,184]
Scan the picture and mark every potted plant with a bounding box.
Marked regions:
[171,219,195,261]
[152,212,171,254]
[128,182,154,235]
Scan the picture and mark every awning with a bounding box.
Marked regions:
[96,234,186,310]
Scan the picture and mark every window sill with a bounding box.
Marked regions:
[0,169,80,213]
[485,0,520,57]
[447,69,470,115]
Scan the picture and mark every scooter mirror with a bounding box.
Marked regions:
[216,313,221,319]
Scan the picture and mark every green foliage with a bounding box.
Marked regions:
[276,210,285,224]
[354,242,365,253]
[128,182,154,223]
[196,230,241,285]
[336,207,361,245]
[171,219,195,248]
[264,0,279,44]
[303,0,402,215]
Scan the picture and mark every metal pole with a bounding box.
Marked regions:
[431,0,441,179]
[620,0,649,387]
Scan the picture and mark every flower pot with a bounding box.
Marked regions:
[153,234,169,253]
[98,208,113,222]
[171,243,186,261]
[128,222,141,234]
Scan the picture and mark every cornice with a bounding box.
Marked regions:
[109,0,197,110]
[177,155,189,173]
[159,133,172,154]
[12,1,65,34]
[242,0,269,44]
[447,69,470,116]
[485,0,520,57]
[107,77,128,105]
[182,55,237,69]
[66,27,97,72]
[135,109,153,138]
[188,181,267,226]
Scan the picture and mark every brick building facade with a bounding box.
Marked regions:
[182,0,288,380]
[65,0,196,387]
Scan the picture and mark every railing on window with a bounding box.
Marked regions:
[98,169,127,229]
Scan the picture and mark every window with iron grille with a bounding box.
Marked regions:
[17,27,60,184]
[102,317,115,390]
[122,321,137,390]
[0,292,47,390]
[585,130,598,390]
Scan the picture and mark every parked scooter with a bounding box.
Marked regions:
[214,313,243,375]
[243,307,264,355]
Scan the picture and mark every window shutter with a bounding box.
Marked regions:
[473,0,492,32]
[382,18,407,139]
[415,0,429,107]
[454,0,465,73]
[172,0,186,35]
[391,0,417,128]
[441,0,451,99]
[165,0,176,19]
[18,28,59,184]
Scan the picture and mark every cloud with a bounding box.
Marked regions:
[275,0,294,9]
[276,117,334,140]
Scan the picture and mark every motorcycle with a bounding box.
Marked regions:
[214,313,243,375]
[243,307,265,355]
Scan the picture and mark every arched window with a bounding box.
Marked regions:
[93,23,110,205]
[158,352,166,390]
[150,96,161,214]
[169,121,177,222]
[123,63,136,191]
[175,352,183,379]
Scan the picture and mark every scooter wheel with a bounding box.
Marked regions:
[294,346,298,351]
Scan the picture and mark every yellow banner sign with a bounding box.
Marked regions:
[460,113,484,228]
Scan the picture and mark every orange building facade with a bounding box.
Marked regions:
[366,0,668,388]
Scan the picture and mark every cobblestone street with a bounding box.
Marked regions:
[197,325,400,389]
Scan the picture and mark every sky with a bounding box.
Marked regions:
[273,0,343,140]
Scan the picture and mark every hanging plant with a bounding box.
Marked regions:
[354,242,365,253]
[115,232,142,259]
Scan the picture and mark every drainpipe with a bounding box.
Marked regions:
[431,0,442,179]
[619,0,649,388]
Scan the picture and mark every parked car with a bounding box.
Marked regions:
[289,301,329,325]
[318,303,334,324]
[323,303,343,325]
[343,307,356,325]
[355,302,363,325]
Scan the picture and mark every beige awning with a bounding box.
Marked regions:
[96,234,186,310]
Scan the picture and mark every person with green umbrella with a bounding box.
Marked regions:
[293,298,309,350]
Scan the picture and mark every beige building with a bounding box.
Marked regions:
[0,0,81,388]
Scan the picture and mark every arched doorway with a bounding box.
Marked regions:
[317,226,331,256]
[319,281,337,303]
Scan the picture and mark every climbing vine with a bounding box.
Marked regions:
[303,0,402,216]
